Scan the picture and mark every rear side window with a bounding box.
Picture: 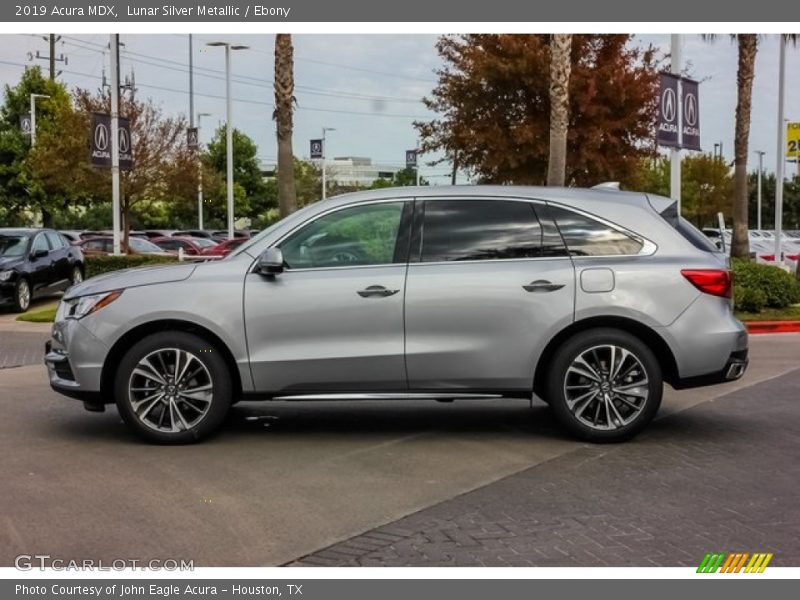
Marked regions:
[549,206,644,256]
[45,231,65,249]
[420,199,566,262]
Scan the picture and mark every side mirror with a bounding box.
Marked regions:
[256,247,284,275]
[31,249,48,259]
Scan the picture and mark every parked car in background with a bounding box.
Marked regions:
[210,230,250,242]
[47,186,748,444]
[59,231,84,245]
[172,230,215,239]
[143,230,179,240]
[79,236,174,257]
[151,236,217,256]
[200,237,247,257]
[0,228,84,312]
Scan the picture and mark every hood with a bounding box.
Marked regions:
[64,263,197,300]
[0,256,23,271]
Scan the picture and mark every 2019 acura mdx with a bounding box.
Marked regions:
[46,186,748,443]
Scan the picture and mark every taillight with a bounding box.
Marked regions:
[681,269,732,298]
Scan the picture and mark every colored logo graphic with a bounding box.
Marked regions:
[697,552,773,573]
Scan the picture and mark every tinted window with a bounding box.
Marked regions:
[157,240,180,251]
[45,231,65,250]
[281,202,405,269]
[0,235,28,257]
[84,240,106,251]
[420,199,562,262]
[31,233,50,253]
[549,206,643,256]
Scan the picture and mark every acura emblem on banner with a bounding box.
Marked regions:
[187,127,199,150]
[657,73,681,148]
[310,139,323,159]
[90,113,133,170]
[405,149,418,168]
[19,114,32,137]
[681,78,701,151]
[656,72,701,151]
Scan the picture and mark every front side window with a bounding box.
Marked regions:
[280,202,405,269]
[549,205,644,256]
[45,231,65,250]
[31,233,50,254]
[420,199,563,262]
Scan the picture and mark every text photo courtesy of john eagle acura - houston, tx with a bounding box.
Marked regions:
[1,5,799,589]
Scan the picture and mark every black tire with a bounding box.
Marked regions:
[11,277,31,313]
[114,331,233,444]
[545,328,662,443]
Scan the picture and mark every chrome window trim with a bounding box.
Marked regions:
[248,194,657,273]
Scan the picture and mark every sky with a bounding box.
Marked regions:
[0,32,794,183]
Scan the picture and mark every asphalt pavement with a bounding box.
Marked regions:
[1,332,798,567]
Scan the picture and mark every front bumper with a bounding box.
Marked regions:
[0,281,16,306]
[45,316,110,405]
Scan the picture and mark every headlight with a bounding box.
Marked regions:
[0,270,13,282]
[59,290,123,320]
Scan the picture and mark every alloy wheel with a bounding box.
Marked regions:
[563,344,649,431]
[17,280,30,311]
[127,348,214,433]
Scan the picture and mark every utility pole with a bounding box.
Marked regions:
[670,34,682,214]
[321,127,335,200]
[756,150,765,231]
[189,34,194,130]
[32,34,66,80]
[775,36,786,264]
[110,34,122,256]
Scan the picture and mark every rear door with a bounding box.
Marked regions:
[404,197,576,393]
[45,231,70,287]
[28,232,54,295]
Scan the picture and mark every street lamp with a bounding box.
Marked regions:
[755,150,765,231]
[321,127,335,200]
[196,112,212,230]
[29,93,50,146]
[206,41,249,239]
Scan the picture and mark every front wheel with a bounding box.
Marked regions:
[70,265,83,286]
[114,331,233,444]
[545,328,662,443]
[12,278,31,313]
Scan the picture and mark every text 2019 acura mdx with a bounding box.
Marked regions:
[46,186,748,443]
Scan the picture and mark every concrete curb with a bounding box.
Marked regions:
[746,321,800,334]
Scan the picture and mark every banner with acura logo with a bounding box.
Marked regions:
[656,72,701,151]
[90,112,133,170]
[681,77,701,151]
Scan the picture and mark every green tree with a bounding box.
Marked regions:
[631,155,733,228]
[206,125,271,220]
[370,167,428,189]
[0,66,73,226]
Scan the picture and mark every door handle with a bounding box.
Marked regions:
[357,285,400,298]
[523,280,565,293]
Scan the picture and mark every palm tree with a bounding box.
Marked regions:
[547,34,573,186]
[274,34,297,217]
[731,35,758,259]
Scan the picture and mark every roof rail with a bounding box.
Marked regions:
[591,181,621,191]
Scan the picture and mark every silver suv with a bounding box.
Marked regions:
[46,186,748,444]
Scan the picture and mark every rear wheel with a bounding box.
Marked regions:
[114,331,233,444]
[70,265,83,286]
[12,278,31,313]
[545,328,662,443]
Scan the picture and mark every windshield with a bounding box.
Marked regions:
[130,238,163,252]
[0,234,29,257]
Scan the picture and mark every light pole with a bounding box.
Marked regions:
[321,127,335,200]
[29,93,50,147]
[755,150,765,231]
[774,36,786,264]
[196,112,212,230]
[670,34,682,214]
[207,41,249,239]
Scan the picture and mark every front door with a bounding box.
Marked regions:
[244,200,412,394]
[404,198,576,393]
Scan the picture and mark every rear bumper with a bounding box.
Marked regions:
[673,348,749,389]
